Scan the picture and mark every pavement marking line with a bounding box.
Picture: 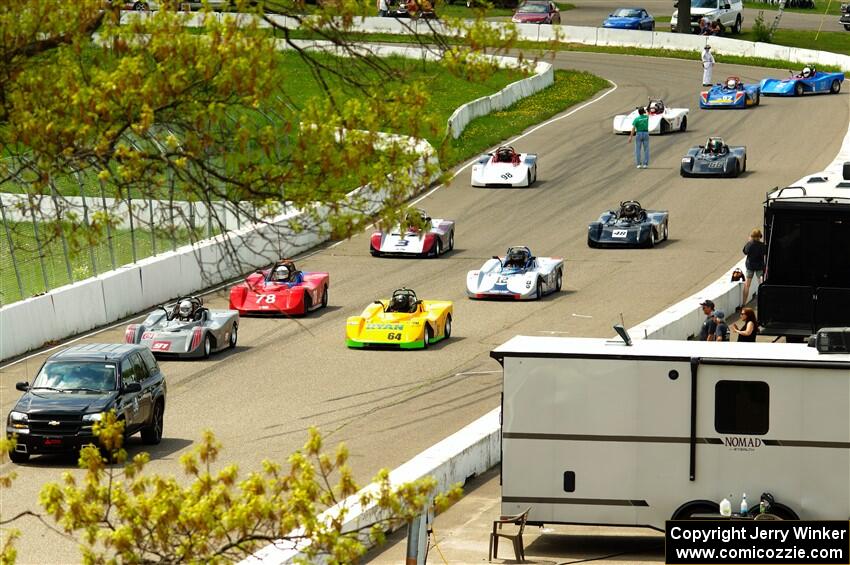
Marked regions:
[1,79,619,372]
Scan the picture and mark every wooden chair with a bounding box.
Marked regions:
[489,507,530,562]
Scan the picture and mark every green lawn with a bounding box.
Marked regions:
[3,50,524,199]
[743,0,842,16]
[444,69,608,165]
[0,222,211,304]
[739,27,850,55]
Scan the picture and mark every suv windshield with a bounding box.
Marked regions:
[691,0,719,8]
[518,2,549,13]
[32,362,117,392]
[612,9,641,17]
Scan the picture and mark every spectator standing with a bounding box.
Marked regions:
[699,300,716,341]
[377,0,389,17]
[701,45,715,86]
[742,228,766,308]
[732,307,759,342]
[713,311,730,341]
[699,17,711,35]
[628,107,650,169]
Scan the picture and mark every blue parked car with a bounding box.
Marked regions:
[700,76,760,109]
[602,7,655,30]
[760,67,844,96]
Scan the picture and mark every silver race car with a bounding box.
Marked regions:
[680,137,747,178]
[470,146,538,188]
[125,296,239,358]
[466,246,563,300]
[370,208,455,258]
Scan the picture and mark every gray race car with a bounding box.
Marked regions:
[125,296,239,358]
[587,201,669,248]
[680,137,747,178]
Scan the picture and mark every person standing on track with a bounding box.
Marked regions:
[628,107,650,169]
[702,45,715,86]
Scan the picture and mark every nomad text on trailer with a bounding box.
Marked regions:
[758,164,850,338]
[492,336,850,530]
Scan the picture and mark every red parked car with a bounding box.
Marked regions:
[511,1,561,24]
[229,260,329,316]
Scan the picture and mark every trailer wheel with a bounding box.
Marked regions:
[672,500,720,520]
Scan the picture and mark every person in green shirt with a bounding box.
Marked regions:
[628,107,650,169]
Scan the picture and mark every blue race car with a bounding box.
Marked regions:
[760,66,844,96]
[700,77,760,109]
[602,7,655,30]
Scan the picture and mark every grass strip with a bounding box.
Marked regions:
[442,69,608,166]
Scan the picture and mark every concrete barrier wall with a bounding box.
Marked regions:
[242,407,501,564]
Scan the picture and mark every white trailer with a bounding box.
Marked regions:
[493,336,850,529]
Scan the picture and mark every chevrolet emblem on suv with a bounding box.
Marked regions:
[48,421,60,426]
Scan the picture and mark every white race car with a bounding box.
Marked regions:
[369,208,455,258]
[470,146,538,188]
[613,99,689,135]
[466,246,563,300]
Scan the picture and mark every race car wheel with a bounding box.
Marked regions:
[754,91,760,106]
[303,293,313,315]
[448,231,455,251]
[526,171,532,187]
[555,269,563,292]
[648,229,657,248]
[228,324,237,349]
[731,161,741,178]
[742,156,747,173]
[679,116,687,132]
[423,325,433,349]
[321,286,329,308]
[141,401,164,445]
[587,237,598,248]
[663,222,669,241]
[444,315,452,339]
[831,79,841,94]
[536,278,544,300]
[794,82,804,96]
[202,334,212,358]
[660,120,669,135]
[431,239,442,258]
[9,450,29,464]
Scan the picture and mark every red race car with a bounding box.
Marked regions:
[229,260,329,316]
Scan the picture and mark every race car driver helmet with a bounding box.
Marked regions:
[621,202,639,218]
[505,248,529,268]
[801,66,812,78]
[726,78,737,89]
[710,139,724,154]
[273,265,291,282]
[390,292,414,313]
[178,300,193,320]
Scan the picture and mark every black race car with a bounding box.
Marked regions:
[587,201,669,248]
[680,137,747,178]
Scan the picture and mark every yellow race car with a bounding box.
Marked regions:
[346,288,452,349]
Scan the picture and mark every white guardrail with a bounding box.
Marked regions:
[0,43,551,361]
[242,26,850,562]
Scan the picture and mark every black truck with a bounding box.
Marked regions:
[6,344,167,463]
[758,164,850,339]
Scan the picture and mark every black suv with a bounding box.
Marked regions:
[6,344,167,463]
[842,3,850,30]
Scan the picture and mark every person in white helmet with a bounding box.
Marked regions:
[801,66,812,78]
[177,299,194,321]
[272,264,292,283]
[702,45,715,86]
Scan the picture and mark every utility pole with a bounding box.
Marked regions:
[677,0,692,33]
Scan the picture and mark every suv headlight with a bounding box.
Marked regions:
[8,411,28,430]
[82,412,104,423]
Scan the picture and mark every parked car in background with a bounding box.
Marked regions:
[511,1,561,23]
[6,344,167,463]
[670,0,743,33]
[602,7,655,30]
[842,3,850,30]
